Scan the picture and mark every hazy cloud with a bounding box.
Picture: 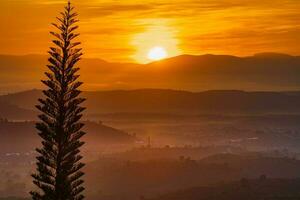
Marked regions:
[0,0,300,62]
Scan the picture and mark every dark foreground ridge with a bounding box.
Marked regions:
[148,178,300,200]
[1,89,300,120]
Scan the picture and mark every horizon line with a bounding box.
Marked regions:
[0,52,299,64]
[2,87,300,96]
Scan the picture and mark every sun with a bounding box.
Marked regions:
[131,19,181,63]
[147,46,168,61]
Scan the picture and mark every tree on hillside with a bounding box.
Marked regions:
[31,1,86,200]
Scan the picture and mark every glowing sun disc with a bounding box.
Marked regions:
[147,46,168,61]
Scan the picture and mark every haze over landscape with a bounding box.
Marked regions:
[1,0,300,200]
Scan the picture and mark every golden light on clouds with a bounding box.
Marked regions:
[1,0,300,62]
[131,19,181,63]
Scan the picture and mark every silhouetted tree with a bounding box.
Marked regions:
[31,1,86,200]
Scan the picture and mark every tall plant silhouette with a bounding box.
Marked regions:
[31,1,86,200]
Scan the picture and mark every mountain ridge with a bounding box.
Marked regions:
[1,89,300,119]
[1,52,298,64]
[1,52,300,92]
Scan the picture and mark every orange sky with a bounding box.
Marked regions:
[1,0,300,63]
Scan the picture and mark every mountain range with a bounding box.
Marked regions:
[0,53,300,93]
[1,89,300,120]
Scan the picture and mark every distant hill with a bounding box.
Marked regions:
[0,120,135,154]
[0,89,300,120]
[1,53,300,92]
[85,154,300,200]
[0,101,35,120]
[149,178,300,200]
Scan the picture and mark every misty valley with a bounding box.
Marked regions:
[1,90,300,200]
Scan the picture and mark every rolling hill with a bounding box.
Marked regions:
[0,120,135,154]
[149,178,300,200]
[0,89,300,120]
[0,53,300,93]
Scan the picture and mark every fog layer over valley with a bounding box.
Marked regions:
[1,89,300,199]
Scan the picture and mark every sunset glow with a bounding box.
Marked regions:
[2,0,299,63]
[131,19,180,63]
